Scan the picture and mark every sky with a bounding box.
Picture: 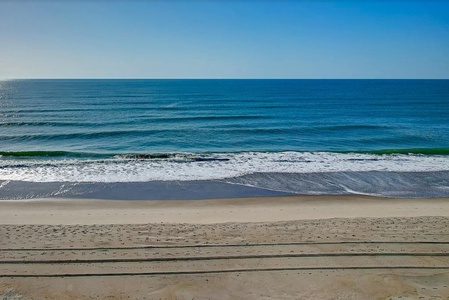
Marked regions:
[1,0,448,79]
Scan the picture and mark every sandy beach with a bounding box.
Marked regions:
[1,195,449,299]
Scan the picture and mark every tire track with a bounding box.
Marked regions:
[1,266,449,278]
[1,252,449,265]
[1,241,449,252]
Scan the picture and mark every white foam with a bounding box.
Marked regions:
[1,151,449,182]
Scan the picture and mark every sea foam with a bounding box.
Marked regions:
[1,151,449,182]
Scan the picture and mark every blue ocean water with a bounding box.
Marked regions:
[0,79,449,199]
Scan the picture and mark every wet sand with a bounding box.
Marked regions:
[1,195,449,299]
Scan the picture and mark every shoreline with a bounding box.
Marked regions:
[1,194,449,225]
[2,170,449,200]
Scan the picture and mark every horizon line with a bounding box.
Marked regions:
[2,78,449,81]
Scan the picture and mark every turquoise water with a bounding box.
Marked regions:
[1,79,449,154]
[0,79,449,198]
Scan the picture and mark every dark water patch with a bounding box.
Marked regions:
[347,148,449,156]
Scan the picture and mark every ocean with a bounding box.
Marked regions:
[1,79,448,199]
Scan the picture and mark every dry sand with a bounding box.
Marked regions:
[0,195,449,299]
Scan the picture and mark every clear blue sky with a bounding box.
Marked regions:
[1,0,448,79]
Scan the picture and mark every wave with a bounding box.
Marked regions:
[322,124,389,131]
[1,150,449,183]
[0,151,112,158]
[0,151,227,160]
[0,120,138,128]
[1,148,449,159]
[154,115,267,122]
[0,128,187,141]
